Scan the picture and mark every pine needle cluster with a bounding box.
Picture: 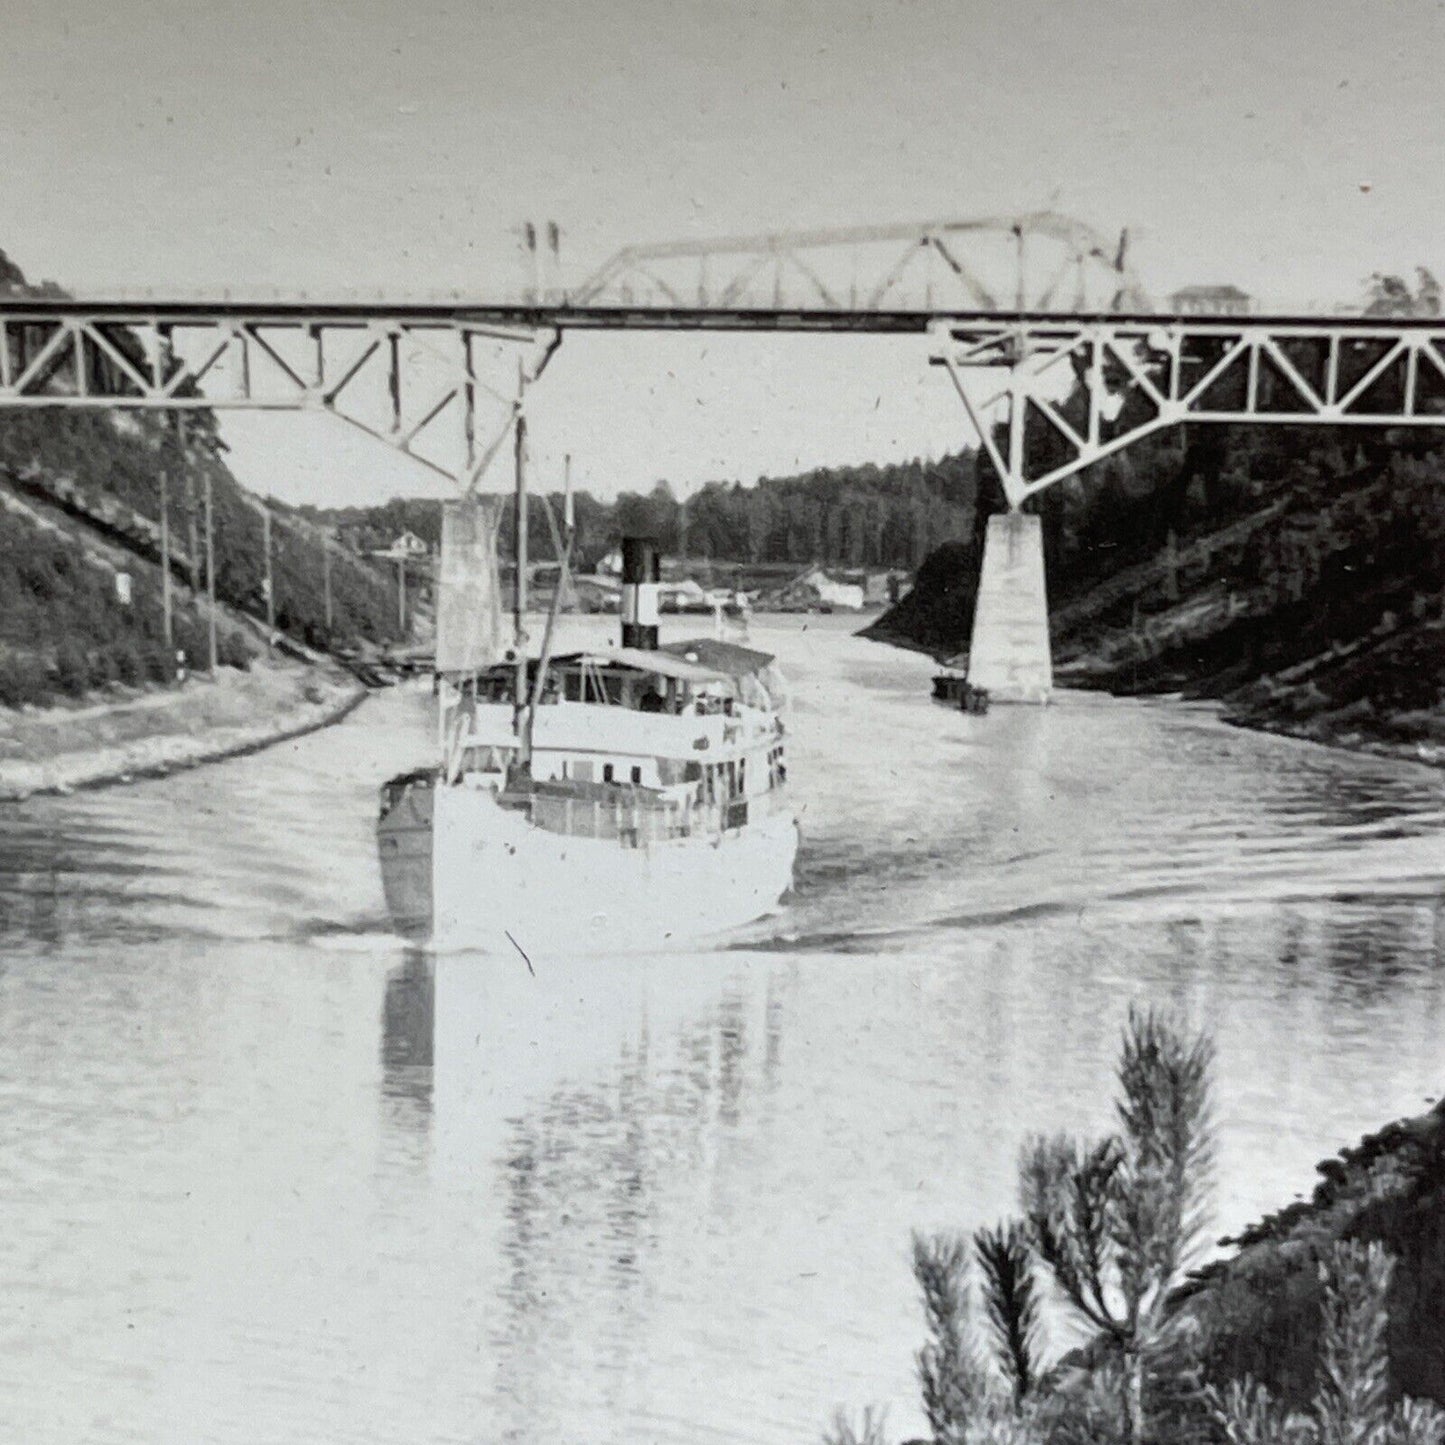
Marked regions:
[1205,1241,1445,1445]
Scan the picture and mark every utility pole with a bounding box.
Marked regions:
[159,455,173,650]
[204,471,218,674]
[262,503,275,641]
[396,555,407,634]
[513,376,529,739]
[178,412,200,591]
[322,541,333,633]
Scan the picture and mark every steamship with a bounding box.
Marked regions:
[377,528,799,953]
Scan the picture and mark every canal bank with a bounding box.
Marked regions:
[861,544,1445,774]
[1176,1095,1445,1410]
[0,657,367,800]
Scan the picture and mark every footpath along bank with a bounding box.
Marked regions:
[0,656,366,800]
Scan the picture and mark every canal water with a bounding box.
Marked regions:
[1,615,1442,1444]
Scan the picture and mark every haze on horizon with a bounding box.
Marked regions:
[3,0,1442,505]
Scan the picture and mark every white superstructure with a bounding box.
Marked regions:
[378,638,799,952]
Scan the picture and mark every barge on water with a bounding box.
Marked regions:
[932,666,990,714]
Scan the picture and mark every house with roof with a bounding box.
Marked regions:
[372,529,432,561]
[761,564,866,612]
[1167,284,1254,317]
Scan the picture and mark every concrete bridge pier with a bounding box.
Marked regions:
[967,512,1052,703]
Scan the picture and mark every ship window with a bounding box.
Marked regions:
[603,763,614,783]
[631,765,642,785]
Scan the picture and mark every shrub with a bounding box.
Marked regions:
[143,642,177,684]
[0,652,49,707]
[53,639,90,696]
[217,630,253,670]
[112,640,144,687]
[1205,1242,1445,1445]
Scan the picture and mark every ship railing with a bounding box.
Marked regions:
[517,789,755,847]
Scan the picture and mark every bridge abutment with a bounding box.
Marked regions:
[967,512,1052,703]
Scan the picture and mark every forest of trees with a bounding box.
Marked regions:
[303,451,980,575]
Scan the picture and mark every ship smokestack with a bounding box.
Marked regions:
[620,537,660,650]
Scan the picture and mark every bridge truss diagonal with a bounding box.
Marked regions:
[0,307,560,486]
[931,316,1445,506]
[3,295,1445,502]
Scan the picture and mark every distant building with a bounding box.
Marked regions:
[764,565,866,612]
[371,530,432,562]
[1168,285,1254,317]
[658,577,711,613]
[835,569,907,606]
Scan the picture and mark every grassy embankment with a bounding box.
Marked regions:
[0,246,411,790]
[0,477,367,797]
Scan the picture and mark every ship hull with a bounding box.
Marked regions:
[379,776,798,952]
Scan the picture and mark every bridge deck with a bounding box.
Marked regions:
[0,298,1438,333]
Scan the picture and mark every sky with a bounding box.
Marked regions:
[2,0,1443,504]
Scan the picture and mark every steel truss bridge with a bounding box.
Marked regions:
[0,211,1441,505]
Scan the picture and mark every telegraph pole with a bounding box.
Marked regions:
[513,376,529,738]
[262,503,275,641]
[159,454,173,650]
[178,412,200,592]
[204,472,218,674]
[396,555,407,634]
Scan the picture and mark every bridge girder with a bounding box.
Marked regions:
[931,316,1445,507]
[1,297,1444,501]
[0,308,560,487]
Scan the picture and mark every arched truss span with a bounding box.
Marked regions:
[575,212,1146,314]
[931,316,1445,508]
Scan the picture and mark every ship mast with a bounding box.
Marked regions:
[523,453,575,760]
[512,374,529,757]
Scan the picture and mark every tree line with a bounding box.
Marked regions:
[306,452,979,574]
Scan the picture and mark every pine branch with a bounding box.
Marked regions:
[1388,1398,1445,1445]
[1206,1378,1294,1445]
[912,1230,984,1445]
[1115,1005,1216,1286]
[1314,1240,1395,1445]
[975,1222,1045,1406]
[821,1404,890,1445]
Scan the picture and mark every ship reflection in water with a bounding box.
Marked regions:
[377,945,792,1445]
[381,950,435,1119]
[1,617,1443,1445]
